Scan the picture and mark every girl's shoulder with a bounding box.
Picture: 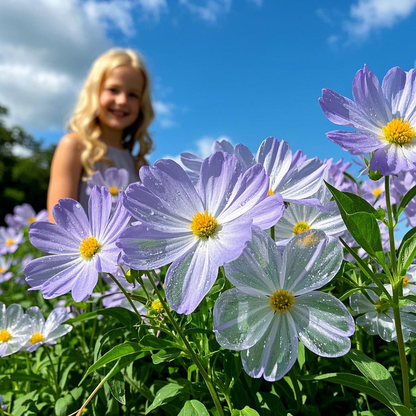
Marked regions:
[58,133,85,153]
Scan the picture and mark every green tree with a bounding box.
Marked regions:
[0,105,55,224]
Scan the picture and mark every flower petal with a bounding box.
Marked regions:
[241,313,298,382]
[89,186,112,241]
[43,307,70,336]
[26,307,45,333]
[370,143,416,175]
[213,288,273,350]
[326,130,383,155]
[52,199,90,240]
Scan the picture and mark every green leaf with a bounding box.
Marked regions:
[231,407,261,416]
[12,391,39,416]
[108,371,126,405]
[152,348,182,364]
[178,400,210,416]
[145,383,184,414]
[55,394,75,416]
[67,307,139,326]
[80,342,143,384]
[139,334,178,350]
[347,349,402,407]
[398,233,416,275]
[397,185,416,219]
[325,182,384,259]
[297,342,305,370]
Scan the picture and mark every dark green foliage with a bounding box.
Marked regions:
[0,105,55,224]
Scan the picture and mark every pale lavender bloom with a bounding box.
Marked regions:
[5,204,48,230]
[350,285,416,342]
[0,303,32,357]
[324,158,357,193]
[0,257,13,282]
[273,185,346,247]
[0,227,24,254]
[24,186,130,302]
[24,306,72,352]
[320,65,416,175]
[118,152,284,314]
[361,178,387,209]
[87,167,130,202]
[213,228,354,382]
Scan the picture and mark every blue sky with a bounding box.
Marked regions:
[1,0,416,169]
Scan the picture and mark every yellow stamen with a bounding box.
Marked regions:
[383,118,415,145]
[267,188,274,196]
[269,289,295,313]
[293,221,310,235]
[5,239,14,247]
[0,329,11,342]
[190,210,218,238]
[28,216,36,223]
[79,236,101,259]
[403,276,409,287]
[108,186,119,196]
[151,299,164,314]
[30,331,44,344]
[296,231,320,247]
[0,267,4,274]
[374,298,390,314]
[372,189,382,196]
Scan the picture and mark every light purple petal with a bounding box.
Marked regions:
[46,324,72,342]
[165,243,217,314]
[326,130,383,155]
[291,293,353,357]
[28,222,79,254]
[370,143,416,175]
[89,186,112,241]
[213,288,273,350]
[235,143,256,170]
[243,193,285,230]
[70,260,98,302]
[26,307,45,332]
[53,199,90,240]
[43,307,70,335]
[241,313,298,382]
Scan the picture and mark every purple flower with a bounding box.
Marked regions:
[0,227,24,254]
[87,167,130,201]
[24,306,72,352]
[24,186,130,302]
[319,65,416,175]
[118,152,284,314]
[324,158,357,193]
[0,256,13,282]
[5,203,48,229]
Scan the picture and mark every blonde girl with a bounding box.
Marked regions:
[47,48,154,221]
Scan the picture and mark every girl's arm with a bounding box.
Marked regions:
[47,133,84,222]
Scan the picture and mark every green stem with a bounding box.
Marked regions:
[145,270,225,416]
[44,346,60,401]
[106,273,142,321]
[289,369,302,413]
[384,176,398,278]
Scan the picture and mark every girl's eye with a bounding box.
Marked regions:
[108,88,119,93]
[129,93,139,99]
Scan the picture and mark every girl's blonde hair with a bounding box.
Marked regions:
[68,48,154,176]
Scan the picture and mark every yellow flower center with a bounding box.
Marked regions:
[267,188,274,196]
[293,221,310,235]
[5,239,14,246]
[269,289,295,313]
[190,210,218,238]
[374,298,390,314]
[0,267,4,274]
[151,299,164,314]
[403,276,409,287]
[108,186,119,196]
[0,329,11,342]
[296,231,320,247]
[79,236,101,259]
[372,188,382,196]
[383,118,415,145]
[30,331,44,344]
[28,216,36,223]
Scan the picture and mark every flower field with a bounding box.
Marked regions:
[2,65,416,415]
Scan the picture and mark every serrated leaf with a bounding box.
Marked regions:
[145,383,184,414]
[178,400,209,416]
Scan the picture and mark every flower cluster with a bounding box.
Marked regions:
[0,302,71,357]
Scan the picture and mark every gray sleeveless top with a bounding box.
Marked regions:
[78,146,140,211]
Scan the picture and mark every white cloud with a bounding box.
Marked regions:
[344,0,416,38]
[179,0,232,22]
[316,8,333,25]
[138,0,168,19]
[153,100,178,128]
[11,144,33,158]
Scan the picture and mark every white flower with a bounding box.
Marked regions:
[24,307,72,352]
[213,228,354,381]
[0,303,32,357]
[273,185,346,247]
[350,285,416,342]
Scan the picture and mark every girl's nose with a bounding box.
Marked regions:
[116,93,127,105]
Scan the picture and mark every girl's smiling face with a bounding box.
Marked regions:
[98,65,144,131]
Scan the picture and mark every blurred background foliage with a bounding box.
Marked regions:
[0,105,55,224]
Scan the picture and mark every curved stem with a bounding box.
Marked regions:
[106,273,142,321]
[145,270,225,416]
